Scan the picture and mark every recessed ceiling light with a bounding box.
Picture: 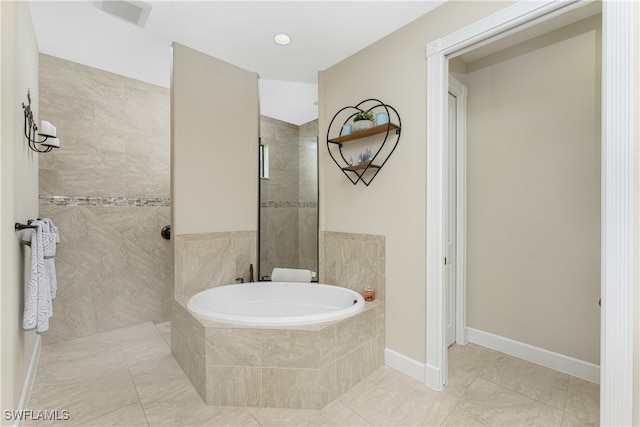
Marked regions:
[274,33,291,46]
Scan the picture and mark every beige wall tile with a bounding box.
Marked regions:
[336,306,378,358]
[263,363,337,409]
[320,232,385,301]
[39,54,170,199]
[174,231,257,302]
[336,337,384,396]
[40,206,172,344]
[206,366,262,407]
[206,328,263,367]
[262,326,336,369]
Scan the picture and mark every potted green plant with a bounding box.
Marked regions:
[352,110,375,131]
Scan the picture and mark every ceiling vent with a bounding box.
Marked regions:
[94,0,152,28]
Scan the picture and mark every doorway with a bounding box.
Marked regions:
[425,1,635,425]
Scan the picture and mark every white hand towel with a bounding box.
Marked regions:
[271,268,313,283]
[23,220,53,334]
[41,218,60,298]
[20,229,32,246]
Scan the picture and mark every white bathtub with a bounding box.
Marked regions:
[187,282,364,326]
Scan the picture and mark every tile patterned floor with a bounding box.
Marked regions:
[25,321,599,426]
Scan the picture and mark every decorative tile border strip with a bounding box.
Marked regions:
[260,201,318,208]
[40,196,171,207]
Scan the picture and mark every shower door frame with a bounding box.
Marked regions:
[425,1,636,425]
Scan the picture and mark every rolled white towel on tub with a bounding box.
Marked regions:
[271,268,313,283]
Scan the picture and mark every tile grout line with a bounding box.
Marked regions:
[120,340,152,427]
[473,352,573,414]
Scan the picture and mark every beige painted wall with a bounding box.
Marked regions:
[171,44,259,303]
[464,16,601,364]
[171,43,259,235]
[0,0,40,419]
[318,1,512,363]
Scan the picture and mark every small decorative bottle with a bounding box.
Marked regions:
[363,285,375,302]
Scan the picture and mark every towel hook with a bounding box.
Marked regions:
[161,225,171,240]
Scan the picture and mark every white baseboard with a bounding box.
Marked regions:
[13,335,41,427]
[384,347,425,383]
[466,327,600,384]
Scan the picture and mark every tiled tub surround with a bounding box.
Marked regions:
[171,298,385,409]
[320,231,386,301]
[173,231,257,304]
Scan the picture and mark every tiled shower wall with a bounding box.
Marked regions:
[259,116,318,278]
[38,54,171,343]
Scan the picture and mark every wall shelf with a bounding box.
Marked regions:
[328,123,400,145]
[326,99,401,186]
[342,163,381,172]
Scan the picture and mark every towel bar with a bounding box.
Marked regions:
[15,220,38,231]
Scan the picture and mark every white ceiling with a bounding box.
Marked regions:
[28,0,445,125]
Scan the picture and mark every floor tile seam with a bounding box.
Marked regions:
[339,400,375,427]
[246,410,265,427]
[329,402,374,427]
[122,346,153,427]
[441,409,490,427]
[443,376,490,426]
[207,364,333,371]
[475,375,566,413]
[45,325,157,349]
[36,360,134,389]
[339,372,447,425]
[475,375,568,411]
[430,398,458,427]
[61,368,144,426]
[340,367,394,402]
[561,401,599,425]
[73,400,149,427]
[434,382,474,409]
[558,376,573,416]
[45,339,123,354]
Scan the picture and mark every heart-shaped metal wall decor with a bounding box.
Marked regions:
[326,99,401,186]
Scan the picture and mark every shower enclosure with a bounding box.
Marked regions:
[259,117,318,280]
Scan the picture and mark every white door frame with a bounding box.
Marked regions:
[447,76,467,346]
[425,1,635,425]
